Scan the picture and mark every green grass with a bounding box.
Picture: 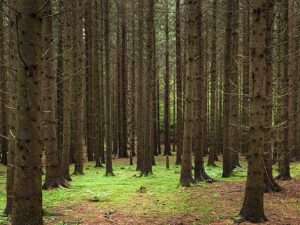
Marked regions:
[0,157,300,224]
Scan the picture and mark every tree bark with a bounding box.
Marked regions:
[13,1,44,224]
[239,0,269,222]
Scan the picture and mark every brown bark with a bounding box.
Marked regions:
[72,0,85,175]
[13,1,44,224]
[222,0,234,177]
[239,0,269,222]
[164,0,171,156]
[104,0,114,176]
[42,1,68,190]
[175,0,183,165]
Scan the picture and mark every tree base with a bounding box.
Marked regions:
[105,171,115,176]
[43,178,70,190]
[264,179,282,193]
[237,213,268,223]
[180,176,194,187]
[95,162,104,168]
[194,171,214,183]
[140,171,153,177]
[73,171,84,176]
[275,174,292,181]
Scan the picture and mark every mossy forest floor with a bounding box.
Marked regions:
[0,156,300,225]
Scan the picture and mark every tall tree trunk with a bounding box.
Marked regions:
[104,0,114,176]
[241,0,250,156]
[56,0,64,175]
[175,0,183,165]
[136,0,145,171]
[164,0,171,156]
[5,0,17,214]
[119,0,128,158]
[278,0,291,180]
[72,0,85,175]
[0,0,7,165]
[193,0,212,182]
[13,1,44,224]
[207,0,218,167]
[85,0,96,162]
[141,0,155,176]
[239,0,269,222]
[128,0,136,165]
[264,1,281,193]
[43,1,68,190]
[61,0,73,181]
[230,0,240,169]
[222,0,234,177]
[95,0,105,167]
[180,0,197,187]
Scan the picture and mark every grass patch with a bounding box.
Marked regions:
[0,157,299,224]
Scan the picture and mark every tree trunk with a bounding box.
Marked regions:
[180,0,197,187]
[5,0,17,214]
[72,0,85,175]
[207,0,218,167]
[175,0,183,165]
[104,0,114,176]
[277,0,291,180]
[61,0,73,181]
[239,1,269,222]
[164,0,171,156]
[136,0,145,171]
[222,0,234,177]
[43,1,68,190]
[13,1,44,224]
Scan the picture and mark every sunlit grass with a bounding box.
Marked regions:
[0,156,300,224]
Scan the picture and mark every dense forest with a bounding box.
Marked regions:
[0,0,300,224]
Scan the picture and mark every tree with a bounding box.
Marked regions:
[5,0,17,214]
[61,0,73,181]
[192,0,212,183]
[207,0,218,167]
[72,0,85,175]
[42,0,68,189]
[164,0,171,156]
[277,0,291,180]
[180,0,197,187]
[136,0,145,171]
[104,0,114,176]
[175,0,183,165]
[140,0,155,176]
[222,0,234,177]
[263,0,281,192]
[239,0,271,222]
[13,0,44,224]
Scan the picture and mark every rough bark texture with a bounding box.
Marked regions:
[264,1,281,193]
[278,0,291,180]
[164,0,171,156]
[136,0,145,171]
[180,0,197,187]
[42,1,68,190]
[72,0,85,175]
[13,1,44,224]
[5,0,17,214]
[207,0,218,167]
[239,0,269,222]
[104,0,114,176]
[61,0,73,181]
[222,0,234,177]
[175,0,183,165]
